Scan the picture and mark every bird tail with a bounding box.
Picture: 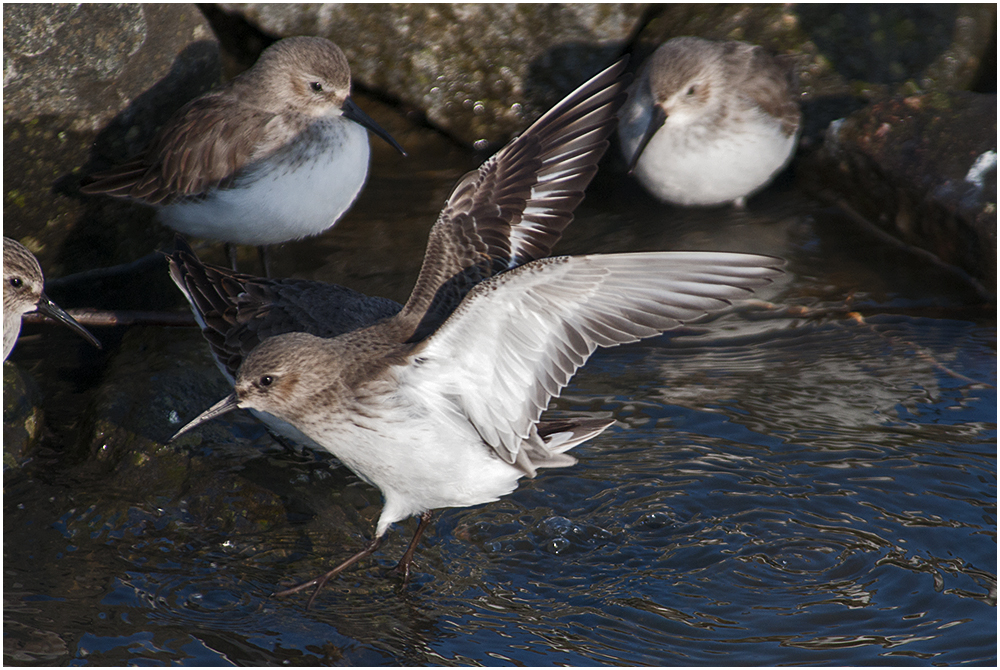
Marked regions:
[538,418,615,453]
[514,417,615,477]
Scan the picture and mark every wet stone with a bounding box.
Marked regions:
[3,4,221,274]
[75,325,290,529]
[801,91,997,292]
[3,362,45,470]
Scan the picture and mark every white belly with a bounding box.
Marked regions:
[161,120,370,246]
[300,401,525,537]
[633,115,796,207]
[3,311,23,360]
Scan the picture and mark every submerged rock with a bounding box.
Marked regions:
[75,325,372,539]
[3,362,45,470]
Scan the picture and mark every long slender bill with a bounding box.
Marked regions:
[342,97,407,156]
[626,105,666,174]
[171,393,240,441]
[36,294,102,349]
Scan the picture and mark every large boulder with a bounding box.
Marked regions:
[3,4,221,275]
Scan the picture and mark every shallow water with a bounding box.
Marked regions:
[4,133,996,665]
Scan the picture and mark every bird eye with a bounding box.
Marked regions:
[686,85,697,96]
[9,277,23,288]
[310,81,323,93]
[260,375,273,387]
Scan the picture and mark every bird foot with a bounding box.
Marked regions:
[387,558,418,586]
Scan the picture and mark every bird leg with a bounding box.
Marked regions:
[273,534,385,609]
[391,511,434,585]
[257,245,273,278]
[225,243,239,272]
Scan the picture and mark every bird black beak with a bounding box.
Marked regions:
[36,294,102,349]
[342,97,407,156]
[171,393,240,441]
[626,105,667,174]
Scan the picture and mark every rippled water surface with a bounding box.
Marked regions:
[4,131,996,665]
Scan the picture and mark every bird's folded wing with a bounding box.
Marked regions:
[82,95,277,204]
[401,251,782,464]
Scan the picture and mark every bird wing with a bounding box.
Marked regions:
[740,47,801,138]
[391,59,630,343]
[167,238,401,380]
[400,251,782,466]
[82,93,279,205]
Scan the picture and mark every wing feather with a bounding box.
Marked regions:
[167,238,401,380]
[392,59,631,342]
[401,251,782,464]
[82,94,278,205]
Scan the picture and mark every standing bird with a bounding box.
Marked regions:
[619,36,801,208]
[82,36,406,275]
[174,60,784,608]
[3,237,101,361]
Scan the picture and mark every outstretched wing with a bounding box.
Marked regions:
[391,58,631,343]
[167,238,400,380]
[401,251,782,465]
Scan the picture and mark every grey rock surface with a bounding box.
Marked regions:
[3,362,44,470]
[3,4,221,274]
[218,3,645,148]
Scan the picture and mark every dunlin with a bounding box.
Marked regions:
[82,36,406,274]
[168,52,632,448]
[619,36,800,207]
[174,60,783,607]
[3,237,102,361]
[167,236,401,449]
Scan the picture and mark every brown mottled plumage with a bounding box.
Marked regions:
[83,37,405,273]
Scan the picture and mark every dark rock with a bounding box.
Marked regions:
[77,324,294,532]
[81,325,244,463]
[3,4,221,275]
[3,362,45,470]
[217,3,645,148]
[800,92,997,293]
[634,4,995,97]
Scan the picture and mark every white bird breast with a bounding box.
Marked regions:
[161,118,371,246]
[633,110,797,206]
